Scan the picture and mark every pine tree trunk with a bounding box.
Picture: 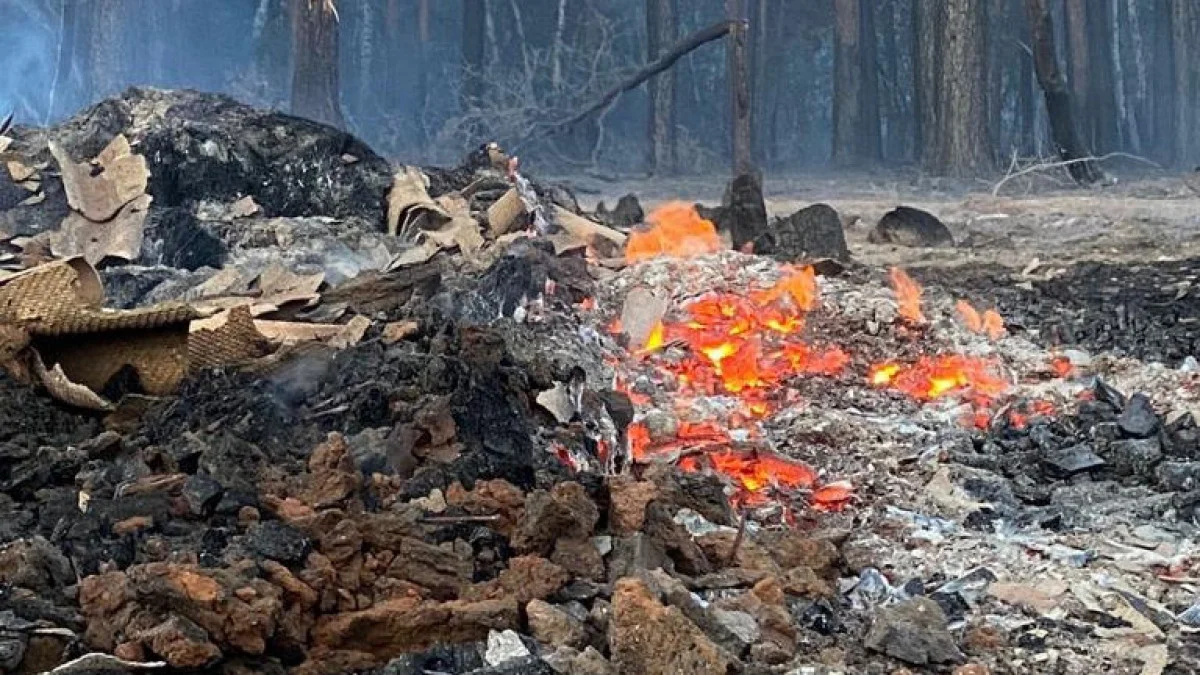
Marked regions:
[461,0,487,112]
[912,0,940,165]
[647,0,678,175]
[859,0,882,160]
[931,0,992,176]
[291,0,344,128]
[1064,0,1091,144]
[1174,0,1200,167]
[1023,0,1103,183]
[89,0,125,102]
[832,0,863,165]
[726,0,754,175]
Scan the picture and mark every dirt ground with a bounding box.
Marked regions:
[569,169,1200,270]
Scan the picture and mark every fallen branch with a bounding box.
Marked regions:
[0,111,11,136]
[991,152,1162,196]
[548,21,733,133]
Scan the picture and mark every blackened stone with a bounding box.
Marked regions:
[1042,444,1106,477]
[1156,462,1200,491]
[791,597,840,635]
[246,521,310,564]
[199,528,230,567]
[141,207,227,270]
[552,580,603,603]
[869,206,954,248]
[771,204,851,262]
[607,533,674,582]
[864,597,965,665]
[929,590,970,624]
[372,643,484,674]
[182,474,224,517]
[1094,379,1128,410]
[1118,393,1160,438]
[595,194,644,230]
[1101,437,1163,477]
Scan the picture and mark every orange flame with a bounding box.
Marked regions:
[869,355,1009,401]
[981,310,1004,340]
[625,202,723,263]
[955,300,982,332]
[889,267,925,324]
[956,300,1006,341]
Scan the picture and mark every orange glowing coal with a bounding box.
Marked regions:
[889,267,925,324]
[679,449,817,502]
[869,355,1009,401]
[956,300,1005,340]
[625,202,723,263]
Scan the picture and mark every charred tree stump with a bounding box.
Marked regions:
[291,0,345,128]
[726,0,754,175]
[1023,0,1104,185]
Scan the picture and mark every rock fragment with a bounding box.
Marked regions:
[864,597,965,665]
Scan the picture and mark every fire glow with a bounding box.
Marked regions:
[625,202,723,264]
[609,214,1040,513]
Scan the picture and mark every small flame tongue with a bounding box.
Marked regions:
[889,267,925,323]
[626,203,723,264]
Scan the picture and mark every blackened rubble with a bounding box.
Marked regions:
[915,258,1200,366]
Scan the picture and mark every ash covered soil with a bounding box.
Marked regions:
[4,90,1200,675]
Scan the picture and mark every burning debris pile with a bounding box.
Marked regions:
[2,89,1200,675]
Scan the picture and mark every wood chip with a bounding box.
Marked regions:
[6,160,35,182]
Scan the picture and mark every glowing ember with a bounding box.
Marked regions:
[811,481,854,511]
[679,449,816,498]
[1050,355,1075,378]
[869,355,1009,401]
[889,267,925,323]
[625,202,723,263]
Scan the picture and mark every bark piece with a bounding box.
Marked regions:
[609,577,732,675]
[50,193,152,264]
[50,135,149,223]
[487,188,527,236]
[309,597,518,664]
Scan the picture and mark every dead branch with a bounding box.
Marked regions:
[0,112,12,136]
[991,152,1162,196]
[549,20,733,132]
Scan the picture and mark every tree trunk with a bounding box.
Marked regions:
[291,0,344,128]
[859,0,882,161]
[1086,0,1120,152]
[461,0,486,112]
[912,0,940,164]
[832,0,863,165]
[726,0,753,175]
[647,0,678,175]
[89,0,125,101]
[1064,0,1091,144]
[1174,0,1200,167]
[1023,0,1103,183]
[930,0,992,176]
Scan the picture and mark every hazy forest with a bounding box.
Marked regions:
[2,0,1197,179]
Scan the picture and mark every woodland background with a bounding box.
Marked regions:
[1,0,1198,177]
